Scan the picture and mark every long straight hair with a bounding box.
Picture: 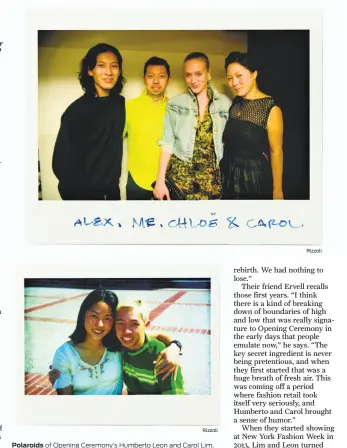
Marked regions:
[69,289,120,352]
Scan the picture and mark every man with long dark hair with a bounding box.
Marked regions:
[52,43,126,200]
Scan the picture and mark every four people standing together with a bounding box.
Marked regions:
[52,43,284,201]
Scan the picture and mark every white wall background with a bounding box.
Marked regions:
[38,30,247,200]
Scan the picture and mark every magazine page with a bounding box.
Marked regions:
[0,1,346,448]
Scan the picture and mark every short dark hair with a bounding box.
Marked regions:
[143,56,171,78]
[224,52,257,73]
[184,52,210,71]
[78,43,126,96]
[69,288,120,352]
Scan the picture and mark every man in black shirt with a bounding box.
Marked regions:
[52,43,126,200]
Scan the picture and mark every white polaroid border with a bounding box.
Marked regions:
[18,264,219,426]
[27,8,322,245]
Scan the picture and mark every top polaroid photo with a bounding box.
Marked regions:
[27,8,322,245]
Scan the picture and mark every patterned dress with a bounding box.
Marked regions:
[166,86,222,200]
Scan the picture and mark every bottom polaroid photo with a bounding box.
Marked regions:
[18,265,219,426]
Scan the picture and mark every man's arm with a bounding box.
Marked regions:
[123,101,129,139]
[52,114,74,182]
[152,332,176,347]
[149,332,181,380]
[155,105,178,200]
[267,105,284,200]
[159,365,185,395]
[56,385,73,395]
[153,150,171,200]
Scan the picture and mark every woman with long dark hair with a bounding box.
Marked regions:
[52,289,122,395]
[221,52,284,200]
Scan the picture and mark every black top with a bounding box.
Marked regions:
[52,94,125,199]
[221,97,276,200]
[222,96,275,161]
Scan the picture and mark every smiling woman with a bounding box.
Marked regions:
[51,289,123,395]
[220,51,284,200]
[154,52,231,200]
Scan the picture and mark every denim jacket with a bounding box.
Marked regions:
[159,84,232,163]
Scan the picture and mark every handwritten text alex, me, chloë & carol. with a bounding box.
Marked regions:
[73,216,304,230]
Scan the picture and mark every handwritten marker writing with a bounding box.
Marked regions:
[74,217,114,227]
[168,217,218,228]
[227,217,239,229]
[246,219,303,229]
[132,217,156,228]
[72,216,303,229]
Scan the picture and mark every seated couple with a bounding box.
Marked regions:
[51,289,184,395]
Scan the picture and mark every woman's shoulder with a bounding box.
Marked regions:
[54,341,76,357]
[52,341,80,369]
[257,95,276,105]
[247,96,277,113]
[106,349,123,361]
[168,92,190,106]
[261,97,278,115]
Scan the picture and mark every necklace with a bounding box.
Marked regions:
[235,98,249,117]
